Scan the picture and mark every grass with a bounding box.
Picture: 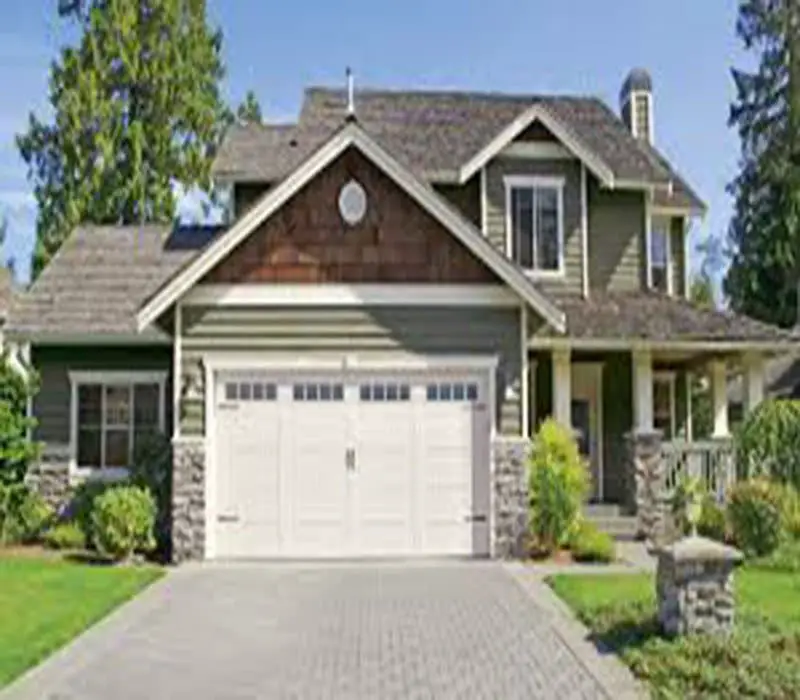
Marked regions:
[549,567,800,699]
[0,554,163,688]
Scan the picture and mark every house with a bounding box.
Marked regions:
[728,353,800,426]
[7,69,795,562]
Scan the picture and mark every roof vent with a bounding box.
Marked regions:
[620,68,653,143]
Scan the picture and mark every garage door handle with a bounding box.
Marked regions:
[464,514,487,523]
[217,514,240,523]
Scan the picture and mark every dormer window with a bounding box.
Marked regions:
[649,216,672,294]
[505,175,564,275]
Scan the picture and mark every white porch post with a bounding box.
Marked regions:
[632,348,653,431]
[710,358,729,438]
[742,351,765,416]
[552,348,572,427]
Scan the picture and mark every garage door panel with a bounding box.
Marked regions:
[354,400,415,554]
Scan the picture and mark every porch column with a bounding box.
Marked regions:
[552,348,572,428]
[632,348,654,430]
[742,351,765,415]
[710,359,729,438]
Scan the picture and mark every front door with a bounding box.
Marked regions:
[571,364,603,501]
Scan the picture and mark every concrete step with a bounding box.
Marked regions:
[585,515,638,539]
[582,503,624,518]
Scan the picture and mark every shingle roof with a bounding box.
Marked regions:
[542,292,793,343]
[213,87,705,211]
[6,225,221,338]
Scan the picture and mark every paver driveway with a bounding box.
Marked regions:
[4,561,612,700]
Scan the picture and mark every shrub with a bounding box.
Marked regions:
[130,432,172,558]
[569,521,615,563]
[42,521,86,550]
[0,351,40,485]
[528,419,589,554]
[727,479,785,557]
[752,540,800,573]
[91,485,156,562]
[68,479,117,546]
[777,484,800,540]
[0,483,53,545]
[735,399,800,488]
[696,496,727,542]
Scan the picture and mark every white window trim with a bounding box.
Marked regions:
[653,371,676,439]
[503,175,566,278]
[68,370,168,480]
[647,213,674,295]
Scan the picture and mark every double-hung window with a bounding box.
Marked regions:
[505,176,565,274]
[70,372,167,476]
[649,216,672,294]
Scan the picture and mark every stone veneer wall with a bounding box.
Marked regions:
[491,437,530,558]
[625,429,665,546]
[26,446,72,513]
[172,438,206,563]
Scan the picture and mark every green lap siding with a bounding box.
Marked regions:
[180,305,522,437]
[31,345,173,447]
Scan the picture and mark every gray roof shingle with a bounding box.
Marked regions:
[7,225,220,339]
[213,87,705,211]
[543,292,793,343]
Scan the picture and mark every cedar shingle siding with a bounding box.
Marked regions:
[204,149,497,285]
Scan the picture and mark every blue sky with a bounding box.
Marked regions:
[2,0,747,285]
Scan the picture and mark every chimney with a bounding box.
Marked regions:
[346,67,356,121]
[620,68,653,143]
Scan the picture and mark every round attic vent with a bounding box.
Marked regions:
[338,180,367,225]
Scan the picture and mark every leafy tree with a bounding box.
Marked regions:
[18,0,229,278]
[725,0,800,327]
[236,90,263,125]
[0,352,39,485]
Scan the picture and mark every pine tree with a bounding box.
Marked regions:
[725,0,800,327]
[19,0,228,278]
[236,90,263,125]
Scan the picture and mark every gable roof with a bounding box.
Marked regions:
[140,121,567,332]
[213,87,705,212]
[6,225,220,341]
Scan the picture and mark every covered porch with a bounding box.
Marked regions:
[525,343,770,507]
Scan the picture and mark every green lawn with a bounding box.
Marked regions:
[549,568,800,699]
[0,555,163,688]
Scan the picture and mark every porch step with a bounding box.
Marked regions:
[582,503,624,519]
[584,515,639,540]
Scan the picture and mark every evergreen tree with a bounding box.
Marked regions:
[19,0,228,278]
[725,0,800,327]
[236,90,263,125]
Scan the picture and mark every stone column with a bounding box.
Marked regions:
[171,438,206,563]
[624,429,665,546]
[25,446,72,514]
[657,536,744,636]
[491,437,530,559]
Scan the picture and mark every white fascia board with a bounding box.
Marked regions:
[529,338,794,353]
[458,104,615,187]
[138,121,566,334]
[183,284,519,307]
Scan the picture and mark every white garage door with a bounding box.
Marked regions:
[212,368,492,558]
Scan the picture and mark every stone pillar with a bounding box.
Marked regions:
[624,429,665,546]
[491,437,530,559]
[171,438,206,563]
[657,536,744,636]
[25,446,72,513]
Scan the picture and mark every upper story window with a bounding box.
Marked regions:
[504,176,565,275]
[649,216,672,294]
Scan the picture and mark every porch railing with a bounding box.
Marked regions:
[660,440,736,500]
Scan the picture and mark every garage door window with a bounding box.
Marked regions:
[69,371,167,476]
[426,382,479,402]
[359,383,411,402]
[293,383,344,402]
[225,382,277,402]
